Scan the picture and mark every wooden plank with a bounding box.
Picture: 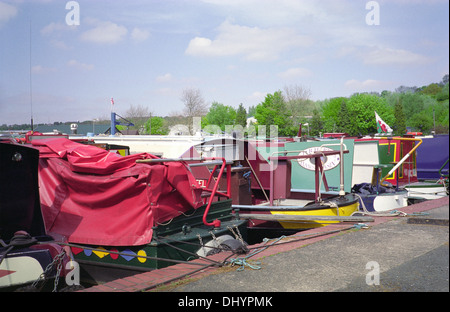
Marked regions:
[238,213,374,222]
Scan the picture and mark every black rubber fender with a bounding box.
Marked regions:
[219,238,249,254]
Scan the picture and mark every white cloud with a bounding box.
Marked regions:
[67,59,94,71]
[363,47,432,65]
[0,2,17,25]
[185,20,313,61]
[278,67,313,80]
[247,91,267,103]
[131,27,150,43]
[156,73,173,82]
[50,39,71,50]
[40,22,77,50]
[80,21,128,44]
[41,22,66,35]
[344,79,393,91]
[32,65,56,74]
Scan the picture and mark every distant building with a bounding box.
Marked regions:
[34,124,110,136]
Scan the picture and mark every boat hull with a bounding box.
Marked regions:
[234,193,360,230]
[273,201,359,229]
[405,182,448,200]
[67,200,248,285]
[356,189,409,212]
[71,219,247,284]
[1,249,51,289]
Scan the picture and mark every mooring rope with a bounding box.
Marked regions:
[226,223,371,272]
[228,236,286,271]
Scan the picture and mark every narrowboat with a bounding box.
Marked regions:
[31,138,247,284]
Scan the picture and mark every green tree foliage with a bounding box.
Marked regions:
[346,93,393,135]
[247,105,256,117]
[336,100,354,135]
[393,99,406,135]
[321,94,393,135]
[383,81,449,133]
[399,93,434,132]
[420,83,442,97]
[434,97,449,128]
[255,91,294,137]
[235,103,247,128]
[145,116,169,135]
[320,97,347,133]
[436,83,449,102]
[409,113,434,133]
[400,93,425,121]
[310,108,323,136]
[203,102,237,132]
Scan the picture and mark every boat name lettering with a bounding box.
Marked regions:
[297,147,340,171]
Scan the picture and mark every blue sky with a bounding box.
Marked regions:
[0,0,448,125]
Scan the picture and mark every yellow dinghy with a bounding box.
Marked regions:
[234,193,361,230]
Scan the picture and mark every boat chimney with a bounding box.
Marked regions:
[297,123,302,137]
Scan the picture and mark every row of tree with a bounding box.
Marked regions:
[2,75,448,137]
[197,74,449,137]
[309,76,449,137]
[173,74,448,137]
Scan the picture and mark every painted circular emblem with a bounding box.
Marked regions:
[296,147,340,171]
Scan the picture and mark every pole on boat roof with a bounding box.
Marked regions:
[29,19,34,134]
[110,112,116,136]
[339,137,345,196]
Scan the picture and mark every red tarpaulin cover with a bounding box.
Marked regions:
[33,138,203,246]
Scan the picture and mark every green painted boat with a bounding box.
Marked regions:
[70,200,247,284]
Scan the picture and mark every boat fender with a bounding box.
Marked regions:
[219,238,249,255]
[196,235,235,257]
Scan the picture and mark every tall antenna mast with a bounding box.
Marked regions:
[29,19,33,133]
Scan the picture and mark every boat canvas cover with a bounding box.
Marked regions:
[32,138,204,246]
